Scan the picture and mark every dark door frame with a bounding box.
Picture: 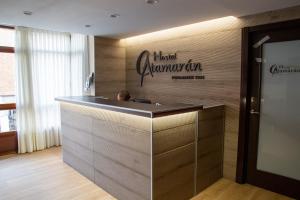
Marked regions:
[236,18,300,184]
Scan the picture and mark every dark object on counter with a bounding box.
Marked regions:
[117,90,131,101]
[132,98,152,104]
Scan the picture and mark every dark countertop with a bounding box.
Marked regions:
[55,96,203,118]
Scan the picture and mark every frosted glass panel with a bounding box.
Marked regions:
[257,40,300,181]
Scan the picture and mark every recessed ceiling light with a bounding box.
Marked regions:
[146,0,159,5]
[85,25,91,28]
[23,11,33,16]
[110,13,120,18]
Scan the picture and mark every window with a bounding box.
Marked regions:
[0,26,16,133]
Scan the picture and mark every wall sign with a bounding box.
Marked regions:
[136,50,205,86]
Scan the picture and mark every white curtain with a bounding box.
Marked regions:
[15,27,89,153]
[70,34,89,95]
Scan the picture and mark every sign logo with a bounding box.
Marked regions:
[136,50,204,86]
[270,64,300,75]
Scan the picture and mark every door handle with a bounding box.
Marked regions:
[250,109,260,115]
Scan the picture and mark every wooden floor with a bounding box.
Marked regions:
[0,147,293,200]
[192,179,293,200]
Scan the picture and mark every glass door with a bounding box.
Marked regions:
[246,24,300,199]
[257,40,300,181]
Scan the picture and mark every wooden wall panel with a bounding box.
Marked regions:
[92,120,151,154]
[153,112,197,200]
[196,106,224,193]
[61,101,151,131]
[93,133,151,177]
[62,136,94,165]
[60,102,226,199]
[0,132,17,155]
[93,152,151,198]
[125,26,238,181]
[153,124,195,155]
[153,163,195,200]
[93,6,300,181]
[153,143,194,179]
[94,170,147,200]
[94,37,125,99]
[121,6,300,181]
[61,124,93,150]
[61,107,95,181]
[60,103,152,200]
[63,149,95,181]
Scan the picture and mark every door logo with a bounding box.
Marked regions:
[270,64,300,75]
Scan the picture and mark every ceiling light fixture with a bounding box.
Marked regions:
[110,13,120,18]
[146,0,159,5]
[23,11,33,16]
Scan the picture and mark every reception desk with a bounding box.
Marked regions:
[56,96,224,200]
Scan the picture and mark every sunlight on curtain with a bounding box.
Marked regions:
[71,34,89,95]
[15,27,88,153]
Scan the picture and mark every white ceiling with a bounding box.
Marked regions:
[0,0,299,38]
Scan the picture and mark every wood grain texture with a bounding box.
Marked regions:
[62,124,93,150]
[125,27,239,182]
[152,112,197,200]
[93,5,300,191]
[154,163,195,200]
[61,109,95,181]
[0,103,16,110]
[60,103,152,200]
[153,123,195,155]
[61,102,151,131]
[94,170,146,200]
[63,148,95,181]
[196,165,223,193]
[0,131,17,154]
[61,102,225,199]
[92,120,151,154]
[94,37,126,99]
[0,147,116,200]
[63,136,94,165]
[0,148,292,200]
[93,135,150,177]
[93,152,150,198]
[121,6,300,181]
[152,112,196,132]
[196,106,224,193]
[61,103,225,199]
[192,178,293,200]
[153,143,194,179]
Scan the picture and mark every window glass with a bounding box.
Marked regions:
[0,110,16,132]
[0,27,16,133]
[0,52,15,100]
[0,28,15,47]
